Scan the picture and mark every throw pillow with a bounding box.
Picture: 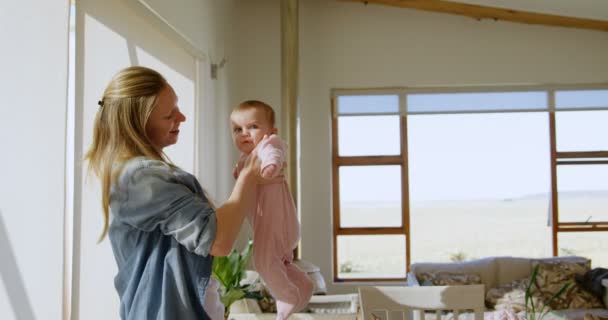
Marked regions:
[485,277,548,313]
[494,289,543,313]
[532,261,604,310]
[417,272,482,286]
[485,278,531,310]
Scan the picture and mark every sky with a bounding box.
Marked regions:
[337,91,608,203]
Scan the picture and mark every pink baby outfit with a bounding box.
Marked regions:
[235,134,313,320]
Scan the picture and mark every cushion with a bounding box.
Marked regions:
[485,277,531,310]
[486,277,549,313]
[493,289,530,313]
[495,257,536,287]
[583,313,608,320]
[418,272,482,286]
[412,257,497,290]
[495,256,590,287]
[532,260,604,310]
[531,256,591,270]
[559,310,608,320]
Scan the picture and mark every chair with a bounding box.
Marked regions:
[358,285,485,320]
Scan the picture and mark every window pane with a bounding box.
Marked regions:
[407,91,547,113]
[555,110,608,151]
[556,90,608,109]
[559,232,608,268]
[337,95,399,115]
[557,165,608,222]
[408,113,551,262]
[338,115,400,156]
[339,166,402,228]
[337,235,406,279]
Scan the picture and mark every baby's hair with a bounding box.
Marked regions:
[234,100,276,126]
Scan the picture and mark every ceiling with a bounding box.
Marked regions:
[338,0,608,32]
[452,0,608,21]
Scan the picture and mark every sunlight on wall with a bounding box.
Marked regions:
[76,1,200,319]
[135,48,196,171]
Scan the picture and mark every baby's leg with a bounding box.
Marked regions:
[270,261,314,319]
[275,298,298,320]
[255,252,301,320]
[284,263,314,312]
[272,265,313,319]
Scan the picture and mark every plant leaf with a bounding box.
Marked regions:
[212,240,257,312]
[212,256,230,287]
[238,241,253,277]
[525,265,540,316]
[545,281,571,309]
[220,288,246,309]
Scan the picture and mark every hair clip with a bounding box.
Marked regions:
[98,100,104,107]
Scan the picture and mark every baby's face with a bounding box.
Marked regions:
[230,108,276,154]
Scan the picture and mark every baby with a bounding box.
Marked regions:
[230,100,313,319]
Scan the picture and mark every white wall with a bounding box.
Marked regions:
[298,0,608,294]
[128,0,240,204]
[229,0,283,248]
[0,1,70,320]
[136,0,240,204]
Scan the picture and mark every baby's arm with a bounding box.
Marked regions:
[257,135,287,179]
[261,164,277,178]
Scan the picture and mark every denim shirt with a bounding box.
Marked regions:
[108,157,217,320]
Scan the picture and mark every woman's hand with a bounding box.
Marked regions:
[238,152,262,183]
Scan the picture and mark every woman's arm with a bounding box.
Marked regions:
[210,154,260,256]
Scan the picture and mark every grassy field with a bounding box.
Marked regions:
[337,194,608,279]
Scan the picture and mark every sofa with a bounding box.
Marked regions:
[407,256,608,320]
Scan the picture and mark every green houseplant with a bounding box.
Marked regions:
[211,241,261,318]
[524,264,571,320]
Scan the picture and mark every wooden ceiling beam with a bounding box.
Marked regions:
[338,0,608,32]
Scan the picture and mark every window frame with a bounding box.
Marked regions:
[331,84,608,283]
[331,92,410,282]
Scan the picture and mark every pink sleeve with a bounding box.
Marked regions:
[256,134,287,179]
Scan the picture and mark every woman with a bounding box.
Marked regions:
[86,66,259,319]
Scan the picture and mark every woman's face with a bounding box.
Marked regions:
[145,84,186,150]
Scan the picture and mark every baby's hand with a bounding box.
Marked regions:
[261,164,277,179]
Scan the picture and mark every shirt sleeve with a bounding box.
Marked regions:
[256,134,287,179]
[115,162,217,257]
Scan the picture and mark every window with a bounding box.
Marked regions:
[408,112,551,262]
[332,93,408,281]
[332,85,608,281]
[552,89,608,267]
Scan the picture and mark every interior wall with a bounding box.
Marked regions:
[298,0,608,294]
[74,0,237,319]
[0,1,70,319]
[230,0,282,249]
[129,0,239,203]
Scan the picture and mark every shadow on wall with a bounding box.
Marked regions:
[79,0,196,81]
[0,210,35,320]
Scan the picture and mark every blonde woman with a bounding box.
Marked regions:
[86,66,260,320]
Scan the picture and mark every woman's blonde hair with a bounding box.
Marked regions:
[85,66,169,241]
